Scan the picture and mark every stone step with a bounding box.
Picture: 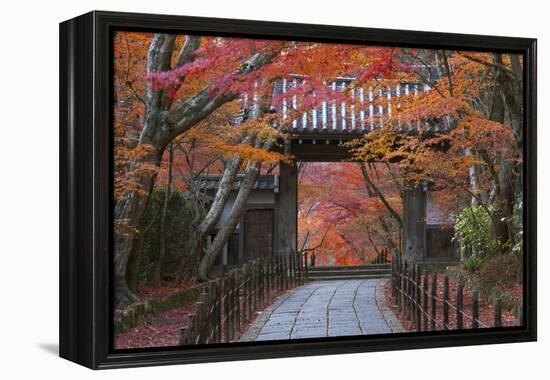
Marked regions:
[308,274,391,281]
[308,264,391,272]
[307,268,391,277]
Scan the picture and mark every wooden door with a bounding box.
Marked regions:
[426,226,456,259]
[244,208,274,261]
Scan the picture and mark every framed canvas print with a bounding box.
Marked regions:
[59,11,537,369]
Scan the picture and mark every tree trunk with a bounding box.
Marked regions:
[376,217,400,254]
[126,204,159,293]
[493,53,523,149]
[465,148,482,206]
[174,156,242,282]
[126,226,148,294]
[486,72,516,252]
[154,144,174,285]
[114,147,161,304]
[113,34,280,303]
[198,161,261,280]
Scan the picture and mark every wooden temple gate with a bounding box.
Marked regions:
[265,77,452,263]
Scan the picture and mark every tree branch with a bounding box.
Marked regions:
[457,52,515,79]
[159,48,282,149]
[359,162,403,228]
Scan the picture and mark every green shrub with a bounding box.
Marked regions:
[140,189,206,284]
[461,254,484,272]
[454,205,497,258]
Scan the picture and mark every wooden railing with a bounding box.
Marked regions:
[179,250,308,345]
[390,257,520,331]
[372,248,390,264]
[306,248,389,267]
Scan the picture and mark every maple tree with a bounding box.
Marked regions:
[298,162,403,265]
[113,32,405,303]
[346,49,523,271]
[114,31,523,306]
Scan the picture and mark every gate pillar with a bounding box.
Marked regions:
[402,183,427,262]
[274,158,297,257]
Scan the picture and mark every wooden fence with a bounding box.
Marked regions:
[372,248,390,264]
[390,257,518,331]
[179,250,308,345]
[306,248,389,267]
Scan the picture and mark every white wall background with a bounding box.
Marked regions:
[0,0,546,377]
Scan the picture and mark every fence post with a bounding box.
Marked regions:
[181,313,195,345]
[279,255,286,290]
[294,252,302,285]
[274,255,280,291]
[472,289,479,329]
[302,251,306,283]
[267,257,277,298]
[241,264,248,325]
[406,263,412,321]
[197,290,208,344]
[258,258,264,306]
[443,275,449,330]
[263,260,271,302]
[456,282,463,330]
[414,265,419,329]
[247,261,253,323]
[405,262,411,320]
[256,259,261,307]
[398,258,403,310]
[223,274,230,343]
[391,254,397,300]
[261,258,266,303]
[494,298,502,327]
[401,261,409,318]
[206,282,213,344]
[229,272,236,341]
[249,260,254,312]
[285,255,292,289]
[411,264,416,324]
[298,252,306,285]
[399,259,407,315]
[285,252,290,289]
[274,256,278,291]
[273,258,277,297]
[289,250,295,288]
[288,255,292,288]
[179,315,193,345]
[394,257,400,311]
[423,269,428,331]
[280,256,286,290]
[416,265,421,331]
[304,252,309,281]
[430,271,437,331]
[517,299,524,326]
[216,279,222,342]
[230,271,237,341]
[234,271,241,336]
[254,259,259,311]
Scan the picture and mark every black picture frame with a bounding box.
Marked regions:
[59,10,537,369]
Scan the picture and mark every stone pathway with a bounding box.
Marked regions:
[240,278,404,342]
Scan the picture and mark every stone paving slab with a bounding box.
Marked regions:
[240,278,405,342]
